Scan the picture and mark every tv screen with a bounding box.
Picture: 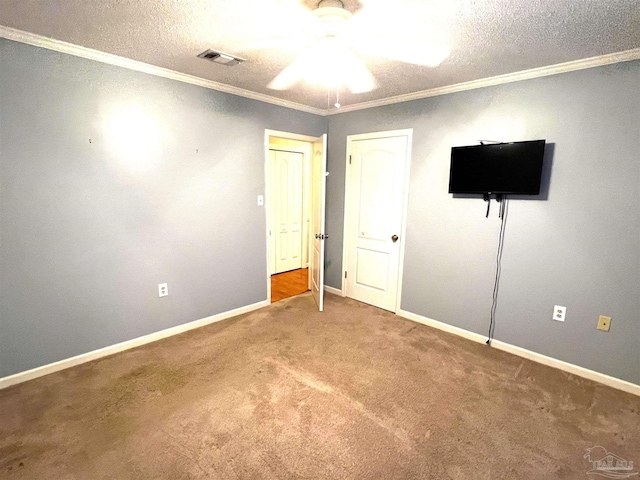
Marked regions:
[448,140,546,195]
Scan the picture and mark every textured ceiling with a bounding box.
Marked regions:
[1,0,639,112]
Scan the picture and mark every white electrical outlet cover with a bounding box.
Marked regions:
[553,305,566,322]
[159,283,168,297]
[257,195,264,206]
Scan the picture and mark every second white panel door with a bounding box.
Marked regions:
[272,149,304,274]
[345,134,410,312]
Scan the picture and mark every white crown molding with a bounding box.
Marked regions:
[2,27,639,118]
[0,299,269,390]
[397,309,640,397]
[329,47,640,115]
[0,26,326,116]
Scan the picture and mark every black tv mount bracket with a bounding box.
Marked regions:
[478,140,505,216]
[483,193,503,202]
[483,193,503,218]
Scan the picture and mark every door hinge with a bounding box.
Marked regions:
[345,271,347,279]
[349,155,352,165]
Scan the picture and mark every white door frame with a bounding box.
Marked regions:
[340,129,413,313]
[264,129,319,304]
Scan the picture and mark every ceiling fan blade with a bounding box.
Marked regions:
[345,0,451,67]
[341,49,377,93]
[351,37,450,67]
[275,0,309,10]
[268,41,376,94]
[267,50,315,90]
[273,0,320,27]
[243,36,316,52]
[355,0,453,22]
[240,0,322,53]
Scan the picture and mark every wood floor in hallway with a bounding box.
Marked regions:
[271,268,309,303]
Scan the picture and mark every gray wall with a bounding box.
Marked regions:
[326,61,640,385]
[2,36,638,386]
[0,39,326,377]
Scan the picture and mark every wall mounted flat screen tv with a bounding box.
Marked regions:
[448,140,546,195]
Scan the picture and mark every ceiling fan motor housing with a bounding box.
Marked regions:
[317,0,345,8]
[314,3,352,37]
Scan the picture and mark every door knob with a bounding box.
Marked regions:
[391,234,399,243]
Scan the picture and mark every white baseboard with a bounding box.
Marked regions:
[398,309,487,343]
[397,309,640,397]
[5,301,637,397]
[0,299,270,390]
[324,285,344,297]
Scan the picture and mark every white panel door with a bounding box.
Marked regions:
[272,150,304,274]
[310,134,327,311]
[345,134,410,311]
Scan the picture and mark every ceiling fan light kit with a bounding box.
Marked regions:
[265,0,451,107]
[313,1,353,33]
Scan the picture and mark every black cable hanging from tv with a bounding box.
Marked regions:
[486,197,509,345]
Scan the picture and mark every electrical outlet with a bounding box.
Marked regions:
[597,315,611,332]
[158,283,168,297]
[553,305,566,322]
[257,195,264,206]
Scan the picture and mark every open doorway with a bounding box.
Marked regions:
[268,138,311,303]
[269,140,311,275]
[271,267,309,303]
[265,130,327,309]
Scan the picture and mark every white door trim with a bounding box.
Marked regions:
[341,129,413,313]
[264,130,319,303]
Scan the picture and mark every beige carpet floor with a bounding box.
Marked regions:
[1,293,639,479]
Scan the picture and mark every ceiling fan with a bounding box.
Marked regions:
[261,0,451,95]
